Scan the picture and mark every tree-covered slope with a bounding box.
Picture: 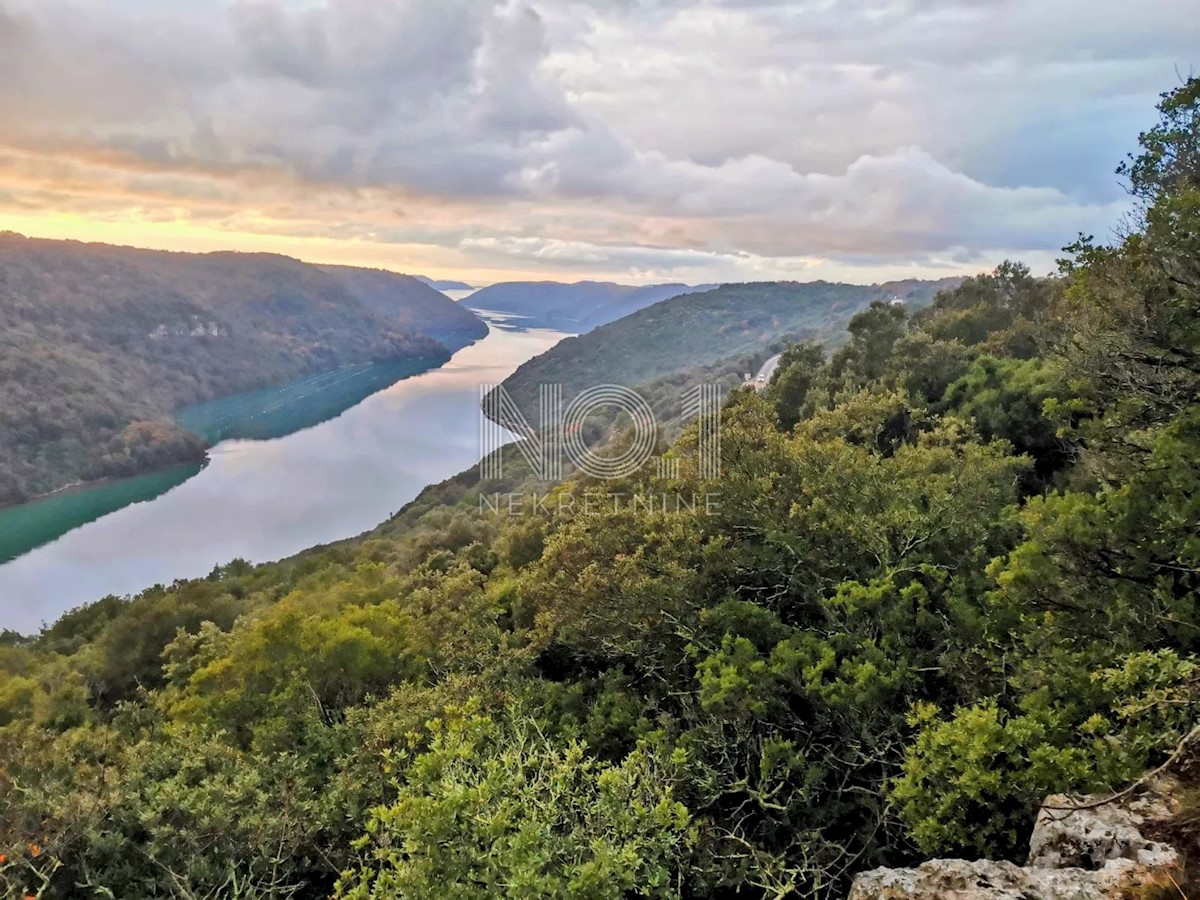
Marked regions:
[365,343,783,544]
[415,276,474,292]
[0,235,478,506]
[492,278,959,425]
[464,280,714,332]
[321,265,487,348]
[3,79,1200,900]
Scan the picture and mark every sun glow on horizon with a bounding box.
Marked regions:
[0,211,548,286]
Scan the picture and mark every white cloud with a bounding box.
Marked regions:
[0,0,1193,282]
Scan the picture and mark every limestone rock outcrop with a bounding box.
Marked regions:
[849,781,1185,899]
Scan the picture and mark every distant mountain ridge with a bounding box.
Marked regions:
[415,276,474,292]
[323,265,487,348]
[463,280,715,333]
[489,277,961,427]
[0,234,488,506]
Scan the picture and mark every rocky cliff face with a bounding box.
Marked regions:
[850,780,1187,899]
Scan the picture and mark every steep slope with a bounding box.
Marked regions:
[463,280,713,332]
[0,234,456,506]
[5,81,1200,900]
[322,265,487,350]
[491,278,960,425]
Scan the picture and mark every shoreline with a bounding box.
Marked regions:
[0,317,564,635]
[3,346,472,516]
[0,334,497,561]
[11,455,210,513]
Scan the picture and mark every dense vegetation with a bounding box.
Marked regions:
[492,278,959,428]
[464,281,714,332]
[320,266,487,349]
[0,238,486,507]
[370,343,785,543]
[2,80,1200,899]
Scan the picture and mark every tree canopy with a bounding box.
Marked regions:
[0,238,485,506]
[3,79,1200,899]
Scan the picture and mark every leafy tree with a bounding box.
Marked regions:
[335,707,692,900]
[767,340,826,429]
[939,355,1075,487]
[886,330,973,404]
[891,701,1102,858]
[915,261,1052,353]
[830,301,908,382]
[81,582,246,705]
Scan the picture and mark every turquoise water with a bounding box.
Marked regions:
[0,358,443,566]
[176,357,441,444]
[0,318,568,633]
[0,463,205,564]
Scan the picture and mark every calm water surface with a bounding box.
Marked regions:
[0,315,565,633]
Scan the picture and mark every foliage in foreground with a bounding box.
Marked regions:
[2,79,1200,898]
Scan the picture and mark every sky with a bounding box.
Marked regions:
[0,0,1195,286]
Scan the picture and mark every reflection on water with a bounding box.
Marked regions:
[0,359,445,567]
[176,356,442,444]
[0,463,206,565]
[465,307,559,333]
[0,316,567,633]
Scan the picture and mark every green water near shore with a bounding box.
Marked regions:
[0,463,205,564]
[175,357,443,443]
[0,318,575,634]
[0,357,443,563]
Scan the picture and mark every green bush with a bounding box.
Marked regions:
[336,707,692,900]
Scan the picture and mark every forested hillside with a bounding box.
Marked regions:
[2,80,1200,899]
[0,236,485,506]
[492,277,958,427]
[321,265,487,348]
[464,280,714,332]
[414,276,474,292]
[368,342,784,543]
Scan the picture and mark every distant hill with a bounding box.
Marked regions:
[415,276,474,292]
[489,278,960,426]
[0,234,487,506]
[323,266,487,348]
[463,281,715,333]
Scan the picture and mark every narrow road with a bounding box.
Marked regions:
[752,352,782,391]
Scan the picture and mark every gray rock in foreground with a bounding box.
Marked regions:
[849,781,1184,899]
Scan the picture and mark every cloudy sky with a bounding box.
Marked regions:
[0,0,1194,285]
